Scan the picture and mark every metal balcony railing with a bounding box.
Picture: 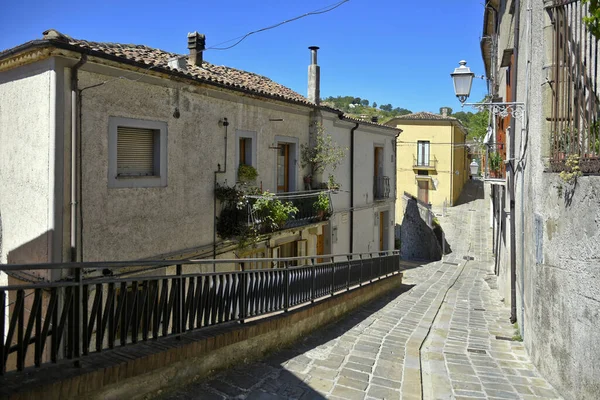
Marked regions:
[412,156,438,170]
[246,190,332,234]
[0,251,400,374]
[373,176,390,200]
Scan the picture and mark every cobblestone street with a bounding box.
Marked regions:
[159,180,561,400]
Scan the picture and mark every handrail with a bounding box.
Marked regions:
[0,251,401,375]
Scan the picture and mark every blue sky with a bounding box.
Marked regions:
[0,0,488,113]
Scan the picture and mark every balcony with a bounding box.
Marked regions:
[374,176,391,200]
[412,156,438,171]
[217,190,332,239]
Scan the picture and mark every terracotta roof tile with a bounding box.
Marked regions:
[391,111,459,121]
[40,30,312,106]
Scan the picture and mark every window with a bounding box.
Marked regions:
[235,130,257,177]
[417,141,430,166]
[274,136,298,193]
[109,117,167,188]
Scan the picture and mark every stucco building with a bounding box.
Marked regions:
[385,111,469,217]
[0,30,400,275]
[479,1,600,398]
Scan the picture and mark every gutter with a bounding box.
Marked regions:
[349,122,359,253]
[213,118,229,261]
[509,0,520,324]
[70,55,87,262]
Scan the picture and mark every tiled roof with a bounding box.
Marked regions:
[391,111,458,121]
[8,29,312,106]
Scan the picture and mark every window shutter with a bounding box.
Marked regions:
[117,127,156,176]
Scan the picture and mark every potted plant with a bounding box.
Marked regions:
[313,192,331,221]
[300,124,348,187]
[237,164,258,184]
[327,175,341,191]
[489,152,503,178]
[252,191,299,232]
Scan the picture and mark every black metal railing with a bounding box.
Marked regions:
[0,250,399,374]
[246,191,332,233]
[412,156,438,170]
[374,176,391,200]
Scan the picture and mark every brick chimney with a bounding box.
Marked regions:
[307,46,320,105]
[187,32,206,67]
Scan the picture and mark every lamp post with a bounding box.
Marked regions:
[450,60,525,120]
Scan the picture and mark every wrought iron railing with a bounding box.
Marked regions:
[246,191,332,233]
[412,156,438,170]
[374,176,391,200]
[0,251,399,374]
[548,0,600,173]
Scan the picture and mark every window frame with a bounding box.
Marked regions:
[108,117,167,188]
[235,130,257,179]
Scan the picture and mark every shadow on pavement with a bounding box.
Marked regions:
[160,283,416,400]
[454,179,485,206]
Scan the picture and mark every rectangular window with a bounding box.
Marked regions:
[417,141,430,166]
[236,130,257,180]
[109,117,167,188]
[117,127,157,177]
[277,143,290,192]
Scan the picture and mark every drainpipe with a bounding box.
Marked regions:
[71,55,87,262]
[213,118,229,260]
[509,0,521,324]
[349,121,359,253]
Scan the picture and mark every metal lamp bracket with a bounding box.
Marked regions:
[462,102,525,120]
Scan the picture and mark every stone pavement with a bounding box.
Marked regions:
[158,180,561,399]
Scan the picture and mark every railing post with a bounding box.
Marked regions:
[331,257,335,296]
[359,255,363,287]
[379,252,383,279]
[0,289,4,375]
[176,264,183,338]
[240,268,247,323]
[370,253,374,282]
[310,258,316,303]
[284,262,290,312]
[346,255,351,291]
[73,267,81,366]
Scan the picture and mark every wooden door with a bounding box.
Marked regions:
[277,144,289,192]
[316,234,324,263]
[379,212,384,251]
[418,180,429,204]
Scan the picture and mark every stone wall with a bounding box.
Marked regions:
[400,198,442,261]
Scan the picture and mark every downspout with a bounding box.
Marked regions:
[71,55,87,262]
[213,118,229,260]
[509,0,521,324]
[450,125,454,205]
[349,121,359,253]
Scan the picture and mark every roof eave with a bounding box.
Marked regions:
[0,39,314,109]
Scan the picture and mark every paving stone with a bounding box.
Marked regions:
[340,368,370,383]
[307,366,337,381]
[367,384,400,399]
[347,355,376,366]
[336,376,368,391]
[305,376,333,393]
[453,389,487,398]
[331,385,366,400]
[344,362,372,373]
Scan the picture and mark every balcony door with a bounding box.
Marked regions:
[417,141,430,166]
[277,143,290,192]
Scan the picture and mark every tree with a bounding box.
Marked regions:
[361,99,369,107]
[372,102,377,108]
[380,104,393,112]
[353,97,362,105]
[392,107,412,116]
[301,124,348,177]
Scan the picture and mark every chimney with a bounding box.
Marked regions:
[441,107,448,117]
[307,46,320,105]
[371,116,379,123]
[187,32,206,67]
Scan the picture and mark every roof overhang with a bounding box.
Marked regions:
[480,0,499,78]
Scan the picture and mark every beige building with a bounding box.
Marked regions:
[385,111,469,218]
[0,29,399,276]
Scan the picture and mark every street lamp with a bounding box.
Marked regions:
[450,60,524,120]
[450,60,474,104]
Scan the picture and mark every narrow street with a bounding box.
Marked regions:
[159,180,561,400]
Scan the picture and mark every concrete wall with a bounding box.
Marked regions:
[490,1,600,398]
[0,59,59,266]
[77,67,311,261]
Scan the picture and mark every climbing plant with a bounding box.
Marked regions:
[583,0,600,39]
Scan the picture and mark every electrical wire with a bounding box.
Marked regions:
[207,0,350,51]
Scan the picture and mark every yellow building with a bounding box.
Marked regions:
[385,111,469,212]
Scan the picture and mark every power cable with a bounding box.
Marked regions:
[207,0,350,51]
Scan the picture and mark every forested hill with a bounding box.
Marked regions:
[321,96,411,124]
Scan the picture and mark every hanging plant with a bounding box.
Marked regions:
[237,164,258,183]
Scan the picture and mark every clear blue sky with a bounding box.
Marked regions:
[0,0,488,114]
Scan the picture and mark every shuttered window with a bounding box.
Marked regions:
[109,117,167,188]
[117,127,157,176]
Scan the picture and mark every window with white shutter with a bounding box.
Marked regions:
[109,117,167,188]
[117,127,157,177]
